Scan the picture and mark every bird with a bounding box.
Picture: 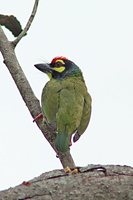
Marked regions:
[34,56,92,155]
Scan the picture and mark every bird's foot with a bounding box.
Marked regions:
[64,166,79,174]
[33,113,43,122]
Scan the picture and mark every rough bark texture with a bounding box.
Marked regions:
[0,165,133,200]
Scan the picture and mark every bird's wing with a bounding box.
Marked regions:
[56,80,84,135]
[73,91,92,142]
[41,80,61,125]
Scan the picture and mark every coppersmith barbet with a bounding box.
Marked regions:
[34,56,92,153]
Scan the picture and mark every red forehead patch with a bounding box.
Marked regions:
[51,56,68,64]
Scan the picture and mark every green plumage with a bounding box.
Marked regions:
[35,57,92,153]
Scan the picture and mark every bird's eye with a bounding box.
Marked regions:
[54,61,64,68]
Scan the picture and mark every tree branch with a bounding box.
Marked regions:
[0,26,75,169]
[12,0,39,47]
[0,0,76,169]
[0,165,133,199]
[0,26,75,168]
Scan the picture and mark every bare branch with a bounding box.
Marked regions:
[12,0,39,47]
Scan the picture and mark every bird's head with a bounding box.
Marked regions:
[34,56,82,79]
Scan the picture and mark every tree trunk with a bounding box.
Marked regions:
[0,165,133,200]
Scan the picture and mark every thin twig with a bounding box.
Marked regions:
[12,0,39,47]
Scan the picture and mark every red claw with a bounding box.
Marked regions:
[22,181,32,186]
[33,113,43,122]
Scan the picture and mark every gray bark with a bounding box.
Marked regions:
[0,165,133,200]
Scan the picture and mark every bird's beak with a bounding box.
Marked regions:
[34,63,53,74]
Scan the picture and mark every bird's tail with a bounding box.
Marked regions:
[55,133,71,153]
